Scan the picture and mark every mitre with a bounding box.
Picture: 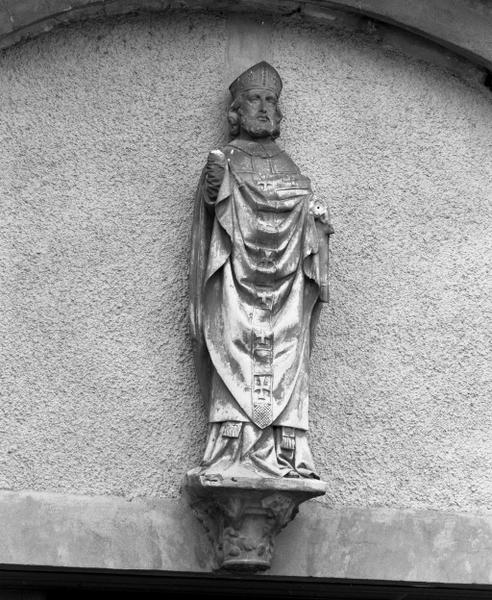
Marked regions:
[229,61,283,99]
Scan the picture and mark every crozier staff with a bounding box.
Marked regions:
[190,61,333,479]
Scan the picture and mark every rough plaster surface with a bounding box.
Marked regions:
[1,490,492,584]
[0,12,491,510]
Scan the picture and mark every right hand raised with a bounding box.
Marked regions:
[205,150,227,201]
[206,149,227,169]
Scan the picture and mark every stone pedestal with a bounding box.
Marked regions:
[184,473,327,572]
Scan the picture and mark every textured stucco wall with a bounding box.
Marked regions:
[0,11,491,510]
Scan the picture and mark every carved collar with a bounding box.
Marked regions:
[227,138,283,158]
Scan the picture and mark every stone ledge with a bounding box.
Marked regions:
[186,473,328,494]
[0,490,491,584]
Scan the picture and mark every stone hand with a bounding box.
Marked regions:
[207,148,226,165]
[310,198,334,234]
[205,149,227,200]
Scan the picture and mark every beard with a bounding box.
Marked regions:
[239,113,278,139]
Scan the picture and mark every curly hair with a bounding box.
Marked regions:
[227,93,283,140]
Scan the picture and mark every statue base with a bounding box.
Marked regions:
[184,473,327,572]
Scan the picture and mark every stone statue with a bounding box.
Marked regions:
[186,62,333,571]
[189,61,333,481]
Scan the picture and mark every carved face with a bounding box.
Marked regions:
[238,88,279,139]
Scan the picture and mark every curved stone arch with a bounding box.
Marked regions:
[0,0,491,75]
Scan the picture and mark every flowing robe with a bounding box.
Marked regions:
[190,138,329,477]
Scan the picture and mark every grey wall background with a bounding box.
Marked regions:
[0,10,490,510]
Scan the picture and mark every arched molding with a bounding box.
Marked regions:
[0,0,491,73]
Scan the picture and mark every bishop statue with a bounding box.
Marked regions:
[189,61,333,481]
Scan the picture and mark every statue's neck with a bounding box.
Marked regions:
[237,132,273,143]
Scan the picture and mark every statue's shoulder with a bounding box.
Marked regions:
[271,150,300,174]
[219,142,253,172]
[221,143,239,159]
